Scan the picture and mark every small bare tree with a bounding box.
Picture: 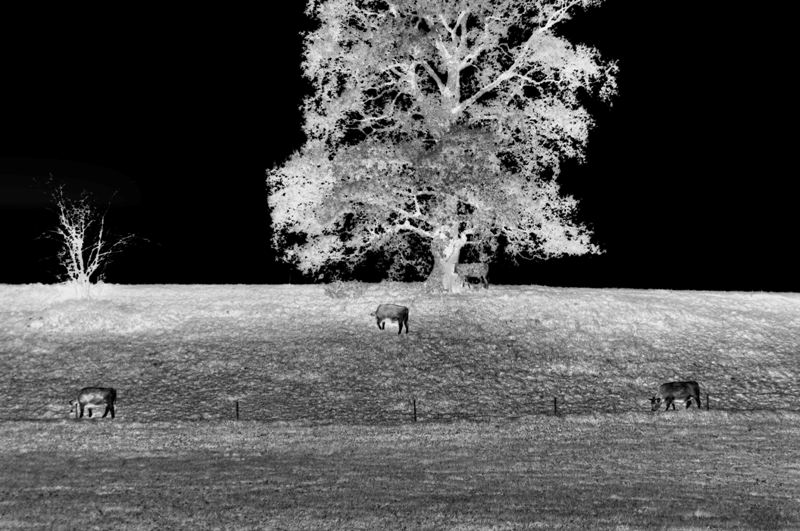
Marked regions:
[47,182,133,294]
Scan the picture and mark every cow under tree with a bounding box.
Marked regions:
[650,381,701,411]
[372,304,409,334]
[455,263,489,289]
[70,387,117,419]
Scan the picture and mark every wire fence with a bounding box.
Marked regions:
[2,391,798,424]
[213,392,800,424]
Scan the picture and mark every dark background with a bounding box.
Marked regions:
[0,2,795,290]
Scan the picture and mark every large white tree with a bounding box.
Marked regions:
[268,0,617,290]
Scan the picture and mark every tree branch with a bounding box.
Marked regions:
[418,61,446,95]
[452,0,584,116]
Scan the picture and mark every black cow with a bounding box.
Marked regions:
[70,387,117,419]
[372,304,409,334]
[650,381,701,411]
[455,263,489,289]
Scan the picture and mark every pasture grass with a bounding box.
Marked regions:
[1,413,798,529]
[1,284,798,423]
[1,283,799,528]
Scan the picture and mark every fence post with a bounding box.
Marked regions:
[553,396,558,416]
[235,400,240,421]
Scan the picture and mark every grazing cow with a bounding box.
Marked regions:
[372,304,409,334]
[455,263,489,289]
[70,387,117,419]
[650,381,701,411]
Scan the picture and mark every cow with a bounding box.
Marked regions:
[371,304,409,334]
[650,381,701,411]
[70,387,117,419]
[455,263,489,289]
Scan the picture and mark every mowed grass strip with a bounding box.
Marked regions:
[1,413,798,530]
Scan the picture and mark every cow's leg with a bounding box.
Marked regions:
[665,398,673,411]
[79,405,85,418]
[404,318,409,334]
[102,405,109,418]
[87,407,93,418]
[110,404,115,419]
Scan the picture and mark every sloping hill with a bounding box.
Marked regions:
[1,283,798,422]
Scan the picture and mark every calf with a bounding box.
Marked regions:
[650,381,701,411]
[455,263,489,289]
[70,387,117,419]
[372,304,409,334]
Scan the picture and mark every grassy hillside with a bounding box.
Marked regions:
[1,283,798,422]
[2,283,800,529]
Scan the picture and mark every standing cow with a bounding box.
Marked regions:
[372,304,409,334]
[70,387,117,419]
[650,381,701,411]
[455,263,489,289]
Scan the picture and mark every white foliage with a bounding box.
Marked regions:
[269,0,618,284]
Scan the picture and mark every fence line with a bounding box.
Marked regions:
[223,392,796,423]
[11,391,792,423]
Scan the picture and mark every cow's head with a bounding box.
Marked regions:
[649,396,662,411]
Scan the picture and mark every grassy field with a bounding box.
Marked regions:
[1,283,799,528]
[2,414,799,529]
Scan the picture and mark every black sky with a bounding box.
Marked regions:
[0,3,795,290]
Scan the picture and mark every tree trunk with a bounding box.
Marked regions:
[427,237,466,292]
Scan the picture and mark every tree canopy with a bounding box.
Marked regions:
[268,0,618,288]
